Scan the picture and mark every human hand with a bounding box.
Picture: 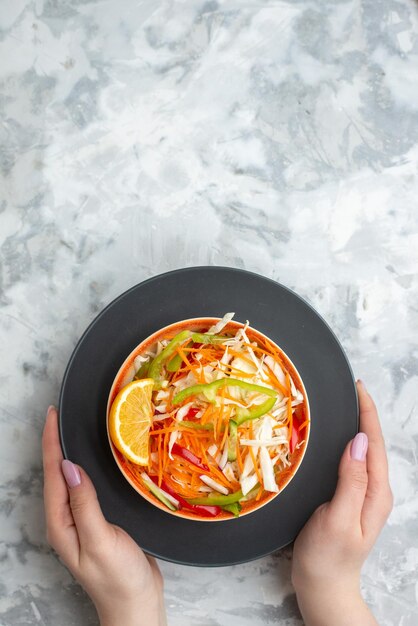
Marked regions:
[291,380,393,626]
[42,406,167,626]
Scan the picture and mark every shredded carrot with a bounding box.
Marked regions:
[248,339,284,364]
[199,440,209,466]
[182,432,192,450]
[244,341,278,359]
[200,404,213,425]
[176,345,197,372]
[178,428,210,438]
[227,349,256,366]
[165,474,201,498]
[263,365,288,397]
[169,456,213,478]
[208,467,234,490]
[219,421,229,451]
[298,419,310,431]
[211,408,218,439]
[219,406,230,451]
[188,433,206,459]
[169,366,188,384]
[285,371,292,396]
[255,485,264,501]
[163,431,169,470]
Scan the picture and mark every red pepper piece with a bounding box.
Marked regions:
[184,407,200,420]
[148,476,221,517]
[171,443,209,471]
[159,479,221,518]
[185,503,221,518]
[290,405,305,454]
[289,421,299,454]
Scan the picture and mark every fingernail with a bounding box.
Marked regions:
[350,432,368,461]
[357,379,367,392]
[47,405,56,414]
[62,460,81,488]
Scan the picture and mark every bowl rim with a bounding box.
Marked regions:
[106,316,311,522]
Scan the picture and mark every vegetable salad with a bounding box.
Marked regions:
[117,313,309,519]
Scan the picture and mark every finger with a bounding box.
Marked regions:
[357,380,389,480]
[326,432,369,528]
[62,460,111,551]
[42,406,79,566]
[357,381,393,536]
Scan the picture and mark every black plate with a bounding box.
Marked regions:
[59,267,358,566]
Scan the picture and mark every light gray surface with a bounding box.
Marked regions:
[1,1,417,624]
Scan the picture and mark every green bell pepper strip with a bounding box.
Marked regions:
[190,332,228,344]
[188,484,261,507]
[141,475,177,511]
[222,502,242,517]
[173,378,277,406]
[166,352,183,372]
[227,420,238,461]
[147,330,192,387]
[226,399,277,461]
[157,332,226,373]
[187,489,243,506]
[235,396,277,426]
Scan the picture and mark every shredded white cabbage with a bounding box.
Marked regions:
[240,473,258,496]
[264,355,286,386]
[155,389,169,402]
[175,402,194,422]
[199,474,229,495]
[168,430,179,460]
[140,472,180,507]
[259,447,279,493]
[207,312,235,334]
[222,462,237,482]
[208,444,219,457]
[219,442,229,469]
[134,354,150,371]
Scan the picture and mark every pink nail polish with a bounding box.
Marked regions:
[357,379,367,392]
[350,432,368,461]
[62,460,81,488]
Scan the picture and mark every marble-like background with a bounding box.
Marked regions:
[1,0,418,624]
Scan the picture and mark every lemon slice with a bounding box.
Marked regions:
[109,379,154,465]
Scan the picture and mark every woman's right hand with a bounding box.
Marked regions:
[43,406,167,626]
[291,380,393,626]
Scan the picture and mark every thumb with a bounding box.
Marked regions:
[327,433,369,525]
[62,460,111,547]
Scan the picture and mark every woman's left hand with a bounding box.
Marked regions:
[42,405,167,626]
[291,381,393,626]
